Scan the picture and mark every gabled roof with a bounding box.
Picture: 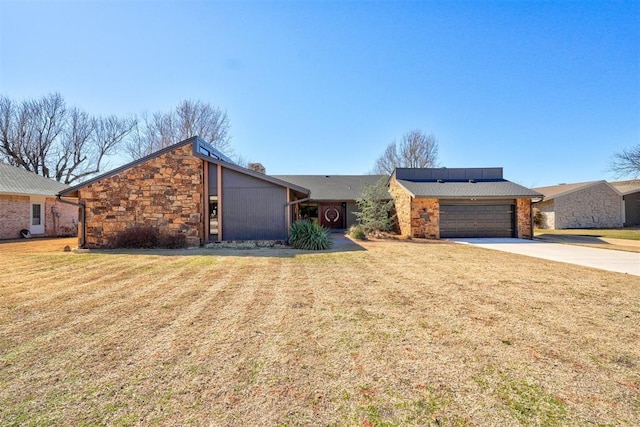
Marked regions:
[610,179,640,195]
[533,180,620,200]
[59,137,310,198]
[0,162,69,196]
[271,175,388,201]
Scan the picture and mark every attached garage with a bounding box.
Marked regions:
[388,167,542,240]
[440,201,515,238]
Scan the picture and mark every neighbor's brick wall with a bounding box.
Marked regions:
[554,182,622,229]
[45,198,78,237]
[534,200,555,229]
[79,143,204,248]
[516,198,532,239]
[0,195,30,239]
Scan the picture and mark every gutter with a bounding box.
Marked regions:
[56,195,86,248]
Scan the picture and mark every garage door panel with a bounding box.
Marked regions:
[440,203,514,238]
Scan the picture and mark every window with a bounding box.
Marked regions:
[209,196,219,235]
[32,204,41,225]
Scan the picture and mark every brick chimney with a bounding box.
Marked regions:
[248,163,266,174]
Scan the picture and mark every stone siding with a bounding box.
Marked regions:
[0,195,30,239]
[515,198,532,239]
[388,176,440,239]
[79,144,204,248]
[410,198,440,239]
[534,200,555,229]
[553,182,622,229]
[388,176,413,237]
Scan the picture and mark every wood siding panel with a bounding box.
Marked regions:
[222,169,287,240]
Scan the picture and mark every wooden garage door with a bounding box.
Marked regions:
[440,203,515,238]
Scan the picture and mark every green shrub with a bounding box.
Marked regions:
[349,224,367,240]
[354,178,395,235]
[111,225,187,249]
[289,220,332,250]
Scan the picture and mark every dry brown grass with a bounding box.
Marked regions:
[0,237,638,426]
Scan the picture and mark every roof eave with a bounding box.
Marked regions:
[196,153,311,196]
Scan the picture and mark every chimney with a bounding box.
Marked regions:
[248,163,266,174]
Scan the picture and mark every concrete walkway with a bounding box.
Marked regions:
[452,238,640,276]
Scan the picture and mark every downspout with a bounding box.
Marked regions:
[57,195,86,248]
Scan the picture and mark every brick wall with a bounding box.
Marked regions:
[516,198,532,239]
[79,143,204,248]
[45,198,78,237]
[0,195,29,239]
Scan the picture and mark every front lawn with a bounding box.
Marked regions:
[535,227,640,240]
[0,238,638,426]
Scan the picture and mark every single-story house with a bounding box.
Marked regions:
[610,179,640,227]
[58,137,310,248]
[271,174,388,230]
[533,181,623,229]
[0,162,77,239]
[389,167,542,239]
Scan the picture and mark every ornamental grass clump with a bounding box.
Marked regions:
[288,220,332,250]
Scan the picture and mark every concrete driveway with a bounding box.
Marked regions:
[452,238,640,276]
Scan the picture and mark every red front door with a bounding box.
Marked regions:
[319,203,345,229]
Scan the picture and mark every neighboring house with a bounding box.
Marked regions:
[58,137,310,248]
[271,175,387,230]
[533,181,623,229]
[389,167,542,239]
[610,179,640,227]
[0,162,77,239]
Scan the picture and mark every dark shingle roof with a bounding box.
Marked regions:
[272,175,388,201]
[0,162,69,196]
[397,179,542,199]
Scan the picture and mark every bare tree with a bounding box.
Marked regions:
[610,144,640,178]
[0,93,135,184]
[128,100,231,159]
[373,130,439,175]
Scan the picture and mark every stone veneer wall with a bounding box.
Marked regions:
[410,198,439,239]
[534,200,555,229]
[516,198,532,239]
[79,144,204,248]
[553,182,622,229]
[388,176,412,237]
[388,176,440,239]
[0,195,30,239]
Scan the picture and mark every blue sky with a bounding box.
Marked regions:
[1,0,638,187]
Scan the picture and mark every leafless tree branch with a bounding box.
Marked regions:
[610,144,640,178]
[373,130,439,175]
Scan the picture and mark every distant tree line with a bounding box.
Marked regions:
[0,93,231,184]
